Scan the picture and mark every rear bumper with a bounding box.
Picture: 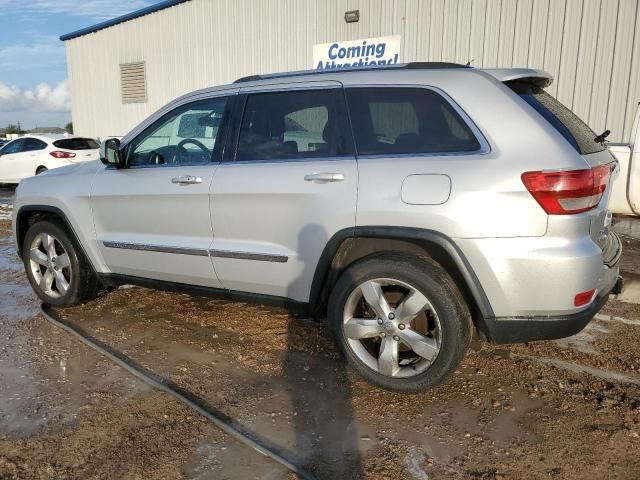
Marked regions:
[458,225,624,312]
[478,268,623,343]
[478,281,618,344]
[474,231,622,344]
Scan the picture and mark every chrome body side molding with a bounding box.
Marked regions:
[102,241,288,263]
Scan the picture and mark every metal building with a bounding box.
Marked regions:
[61,0,640,142]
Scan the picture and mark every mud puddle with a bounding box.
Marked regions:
[0,186,14,220]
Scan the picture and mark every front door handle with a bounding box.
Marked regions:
[171,175,203,185]
[304,172,345,184]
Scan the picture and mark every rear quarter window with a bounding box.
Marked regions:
[507,82,605,155]
[53,138,100,150]
[345,87,482,156]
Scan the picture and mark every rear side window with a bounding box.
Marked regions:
[24,138,48,151]
[236,89,354,161]
[507,82,605,155]
[53,138,100,150]
[345,87,481,155]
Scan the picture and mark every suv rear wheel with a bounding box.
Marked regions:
[23,220,98,307]
[328,253,471,392]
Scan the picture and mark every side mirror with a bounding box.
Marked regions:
[100,138,125,167]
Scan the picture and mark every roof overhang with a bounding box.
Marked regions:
[60,0,190,41]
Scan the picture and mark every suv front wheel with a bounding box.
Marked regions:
[328,253,472,392]
[23,220,98,307]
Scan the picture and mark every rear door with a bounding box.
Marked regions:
[209,82,357,302]
[90,92,236,287]
[22,138,48,176]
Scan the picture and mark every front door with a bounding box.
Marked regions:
[90,93,236,287]
[209,83,358,302]
[0,139,28,183]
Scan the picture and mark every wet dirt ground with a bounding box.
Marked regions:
[1,185,639,479]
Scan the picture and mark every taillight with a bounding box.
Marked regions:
[49,151,76,159]
[521,165,611,215]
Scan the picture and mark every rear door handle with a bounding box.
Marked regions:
[304,172,345,184]
[171,175,203,185]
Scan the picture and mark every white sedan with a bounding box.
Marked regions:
[0,135,100,184]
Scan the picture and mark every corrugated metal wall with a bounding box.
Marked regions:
[65,0,640,142]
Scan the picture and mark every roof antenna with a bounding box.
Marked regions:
[465,59,474,66]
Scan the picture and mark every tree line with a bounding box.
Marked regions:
[1,122,73,134]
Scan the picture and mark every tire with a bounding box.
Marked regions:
[36,167,48,175]
[22,220,98,307]
[328,252,472,393]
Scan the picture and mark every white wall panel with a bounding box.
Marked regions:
[588,0,617,127]
[607,0,637,138]
[65,0,640,142]
[624,1,640,140]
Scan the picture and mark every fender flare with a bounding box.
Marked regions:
[15,205,95,272]
[308,226,495,321]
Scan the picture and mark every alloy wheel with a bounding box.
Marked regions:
[342,278,442,378]
[29,233,72,298]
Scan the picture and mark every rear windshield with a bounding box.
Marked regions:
[507,82,605,155]
[53,138,99,150]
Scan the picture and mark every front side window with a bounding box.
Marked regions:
[23,138,48,151]
[236,89,354,161]
[127,97,229,167]
[0,139,24,155]
[346,87,481,155]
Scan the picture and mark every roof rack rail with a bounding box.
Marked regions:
[233,75,263,84]
[404,62,468,69]
[232,61,470,84]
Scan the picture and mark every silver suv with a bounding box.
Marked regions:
[12,63,622,392]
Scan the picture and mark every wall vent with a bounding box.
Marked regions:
[119,62,147,103]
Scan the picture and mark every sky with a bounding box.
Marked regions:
[0,0,152,130]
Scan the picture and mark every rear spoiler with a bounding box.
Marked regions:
[482,68,553,88]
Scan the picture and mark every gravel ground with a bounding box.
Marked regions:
[1,188,639,479]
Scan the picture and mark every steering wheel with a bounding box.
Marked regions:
[176,138,210,163]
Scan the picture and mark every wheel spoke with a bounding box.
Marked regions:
[344,318,380,340]
[53,270,69,295]
[395,290,429,324]
[378,336,399,376]
[359,280,391,320]
[39,269,54,292]
[398,328,439,362]
[42,234,56,258]
[30,248,48,266]
[56,253,70,269]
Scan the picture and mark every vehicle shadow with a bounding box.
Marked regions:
[284,224,363,479]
